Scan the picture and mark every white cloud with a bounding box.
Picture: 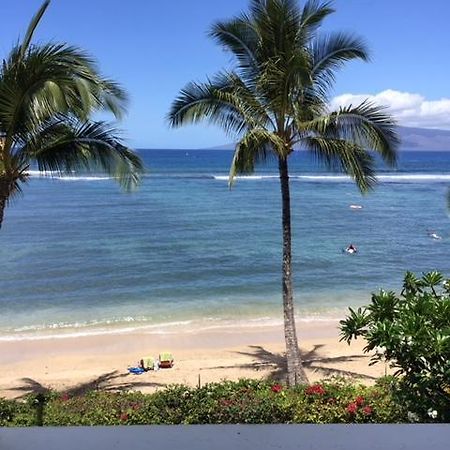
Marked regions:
[330,89,450,129]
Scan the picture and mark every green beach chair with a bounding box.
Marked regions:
[159,352,174,368]
[142,356,155,371]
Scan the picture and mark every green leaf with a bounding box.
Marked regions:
[19,0,51,60]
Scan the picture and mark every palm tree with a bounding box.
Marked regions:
[0,0,143,229]
[169,0,399,385]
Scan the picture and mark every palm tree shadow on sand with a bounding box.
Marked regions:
[204,345,376,383]
[9,371,164,398]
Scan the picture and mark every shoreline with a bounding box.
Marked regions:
[0,312,349,342]
[0,320,388,399]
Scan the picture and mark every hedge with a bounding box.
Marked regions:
[0,377,416,426]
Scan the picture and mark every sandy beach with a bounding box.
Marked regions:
[0,320,387,399]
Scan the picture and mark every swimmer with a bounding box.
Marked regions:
[344,244,358,254]
[427,230,442,240]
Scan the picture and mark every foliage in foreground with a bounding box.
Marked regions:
[340,271,450,422]
[0,378,413,426]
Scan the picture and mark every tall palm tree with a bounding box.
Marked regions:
[0,0,143,229]
[169,0,399,385]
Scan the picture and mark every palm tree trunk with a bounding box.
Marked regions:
[0,197,5,229]
[278,156,308,386]
[0,178,8,229]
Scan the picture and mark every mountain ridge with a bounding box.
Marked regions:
[208,126,450,151]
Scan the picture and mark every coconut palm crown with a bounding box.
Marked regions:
[169,0,399,384]
[0,0,144,228]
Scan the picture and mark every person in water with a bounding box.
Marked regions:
[427,230,442,240]
[345,244,357,253]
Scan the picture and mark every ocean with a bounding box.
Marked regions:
[1,150,449,340]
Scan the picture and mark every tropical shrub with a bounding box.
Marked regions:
[340,271,450,422]
[0,397,35,426]
[0,378,409,426]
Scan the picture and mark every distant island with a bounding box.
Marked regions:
[210,126,450,151]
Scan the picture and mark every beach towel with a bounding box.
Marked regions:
[128,367,145,375]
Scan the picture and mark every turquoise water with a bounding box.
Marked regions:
[0,150,449,339]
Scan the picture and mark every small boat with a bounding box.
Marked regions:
[430,233,442,240]
[349,204,363,210]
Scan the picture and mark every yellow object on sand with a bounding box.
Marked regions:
[142,356,155,370]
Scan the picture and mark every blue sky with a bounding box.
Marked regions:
[2,1,450,148]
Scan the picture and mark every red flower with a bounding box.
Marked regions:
[119,413,129,422]
[59,393,70,402]
[305,384,326,396]
[346,402,358,414]
[271,384,283,393]
[362,406,373,416]
[355,396,365,406]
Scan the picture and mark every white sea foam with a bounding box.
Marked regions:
[26,170,111,181]
[27,171,450,183]
[0,319,196,342]
[377,174,450,182]
[214,173,450,183]
[27,170,58,177]
[10,316,149,333]
[55,176,111,181]
[213,175,278,181]
[0,312,343,342]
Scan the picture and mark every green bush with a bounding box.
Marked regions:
[0,398,20,426]
[43,391,154,426]
[0,397,35,426]
[340,271,450,422]
[0,378,409,426]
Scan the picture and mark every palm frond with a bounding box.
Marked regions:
[252,0,303,61]
[0,42,128,148]
[99,79,128,119]
[298,0,335,41]
[310,32,368,98]
[168,71,271,135]
[229,127,284,185]
[17,117,144,191]
[168,77,246,135]
[290,85,327,126]
[19,0,50,60]
[258,49,311,123]
[0,155,29,202]
[303,136,376,192]
[302,101,399,166]
[209,16,259,85]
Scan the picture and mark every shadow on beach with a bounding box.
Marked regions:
[206,344,376,383]
[9,371,164,398]
[8,345,376,399]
